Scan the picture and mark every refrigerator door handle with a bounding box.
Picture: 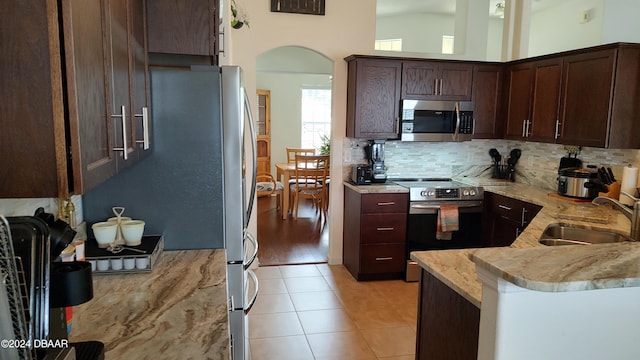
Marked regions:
[243,89,258,227]
[243,232,258,270]
[244,268,259,315]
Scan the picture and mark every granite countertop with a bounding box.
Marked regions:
[410,178,637,308]
[343,181,409,194]
[70,249,230,359]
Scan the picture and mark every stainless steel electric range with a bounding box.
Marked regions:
[390,178,485,266]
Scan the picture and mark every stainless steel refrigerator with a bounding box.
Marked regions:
[82,66,258,359]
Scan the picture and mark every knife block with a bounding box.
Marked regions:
[598,181,620,199]
[492,164,515,181]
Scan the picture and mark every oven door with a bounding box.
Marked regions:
[406,201,484,254]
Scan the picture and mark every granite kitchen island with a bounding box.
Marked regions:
[410,181,640,359]
[70,249,230,360]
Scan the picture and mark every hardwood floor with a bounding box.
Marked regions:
[257,195,329,266]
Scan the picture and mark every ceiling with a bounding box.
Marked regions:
[376,0,557,18]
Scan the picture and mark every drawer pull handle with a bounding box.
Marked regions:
[377,202,396,206]
[498,204,512,211]
[377,227,394,231]
[375,257,393,261]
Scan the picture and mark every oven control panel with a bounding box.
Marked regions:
[412,186,483,201]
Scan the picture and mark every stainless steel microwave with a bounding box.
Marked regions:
[401,100,474,142]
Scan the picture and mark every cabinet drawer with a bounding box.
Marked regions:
[360,244,405,274]
[489,193,525,222]
[361,193,408,214]
[487,193,541,225]
[361,214,406,244]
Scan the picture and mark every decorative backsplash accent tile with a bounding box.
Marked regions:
[344,138,640,191]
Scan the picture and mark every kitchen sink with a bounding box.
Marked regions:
[538,223,633,246]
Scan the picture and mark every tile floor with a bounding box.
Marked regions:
[250,263,419,360]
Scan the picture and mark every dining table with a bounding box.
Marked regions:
[275,162,329,220]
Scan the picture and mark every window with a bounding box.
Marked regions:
[301,88,331,151]
[375,39,403,51]
[442,35,454,54]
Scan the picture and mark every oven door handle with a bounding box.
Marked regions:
[410,201,483,211]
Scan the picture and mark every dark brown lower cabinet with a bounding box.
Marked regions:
[416,269,480,360]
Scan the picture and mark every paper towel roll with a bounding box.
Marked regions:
[619,165,638,205]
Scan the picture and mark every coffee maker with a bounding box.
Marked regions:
[365,140,387,183]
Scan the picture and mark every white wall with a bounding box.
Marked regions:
[224,0,375,264]
[376,13,456,55]
[477,269,640,360]
[528,0,604,57]
[601,0,640,43]
[256,72,332,176]
[375,6,502,61]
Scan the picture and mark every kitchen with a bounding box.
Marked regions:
[3,0,640,359]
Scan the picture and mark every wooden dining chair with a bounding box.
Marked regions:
[256,173,284,210]
[286,148,315,163]
[290,155,329,220]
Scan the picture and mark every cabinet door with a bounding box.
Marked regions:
[105,0,136,170]
[0,0,68,198]
[402,61,472,101]
[486,215,520,247]
[504,63,533,139]
[528,58,563,143]
[130,0,152,159]
[402,61,438,99]
[438,62,473,101]
[63,0,116,193]
[472,64,502,139]
[146,0,217,56]
[346,59,401,139]
[256,90,271,174]
[559,50,615,147]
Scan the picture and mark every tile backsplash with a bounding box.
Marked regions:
[0,195,83,225]
[344,138,640,191]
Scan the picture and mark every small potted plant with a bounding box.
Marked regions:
[319,134,330,155]
[231,0,249,29]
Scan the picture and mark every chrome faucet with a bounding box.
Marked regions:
[592,191,640,241]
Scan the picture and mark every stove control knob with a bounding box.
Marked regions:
[469,189,477,196]
[463,189,470,196]
[427,190,436,197]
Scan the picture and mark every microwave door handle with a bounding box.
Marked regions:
[453,102,461,141]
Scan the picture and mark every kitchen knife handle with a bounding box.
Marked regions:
[112,105,128,160]
[607,167,616,182]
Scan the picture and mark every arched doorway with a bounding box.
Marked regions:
[255,46,334,266]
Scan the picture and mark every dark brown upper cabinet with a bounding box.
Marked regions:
[0,0,150,199]
[504,58,563,143]
[557,47,640,148]
[146,0,219,57]
[345,56,402,139]
[402,60,473,101]
[472,64,503,139]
